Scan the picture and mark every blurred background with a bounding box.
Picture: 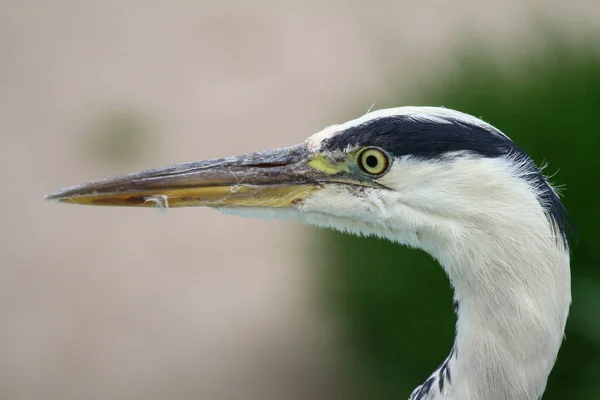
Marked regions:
[1,1,599,399]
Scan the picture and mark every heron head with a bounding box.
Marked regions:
[46,107,570,251]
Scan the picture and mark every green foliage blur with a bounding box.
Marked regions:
[319,38,600,399]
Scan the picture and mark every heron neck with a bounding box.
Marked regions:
[410,230,571,400]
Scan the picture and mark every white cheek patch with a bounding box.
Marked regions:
[301,185,368,218]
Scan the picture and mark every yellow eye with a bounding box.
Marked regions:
[358,148,389,175]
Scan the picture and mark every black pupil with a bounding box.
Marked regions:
[365,154,379,169]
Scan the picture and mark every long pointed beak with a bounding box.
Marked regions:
[44,144,328,208]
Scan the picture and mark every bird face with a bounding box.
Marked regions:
[46,107,569,249]
[43,139,401,237]
[44,110,403,211]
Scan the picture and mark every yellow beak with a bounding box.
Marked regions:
[45,144,328,209]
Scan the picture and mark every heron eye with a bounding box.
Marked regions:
[358,148,389,175]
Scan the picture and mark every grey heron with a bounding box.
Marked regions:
[45,107,573,400]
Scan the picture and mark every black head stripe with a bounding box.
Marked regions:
[322,116,514,159]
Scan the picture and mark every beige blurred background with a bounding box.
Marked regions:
[1,1,599,399]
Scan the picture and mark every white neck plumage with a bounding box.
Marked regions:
[409,221,571,400]
[225,152,572,400]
